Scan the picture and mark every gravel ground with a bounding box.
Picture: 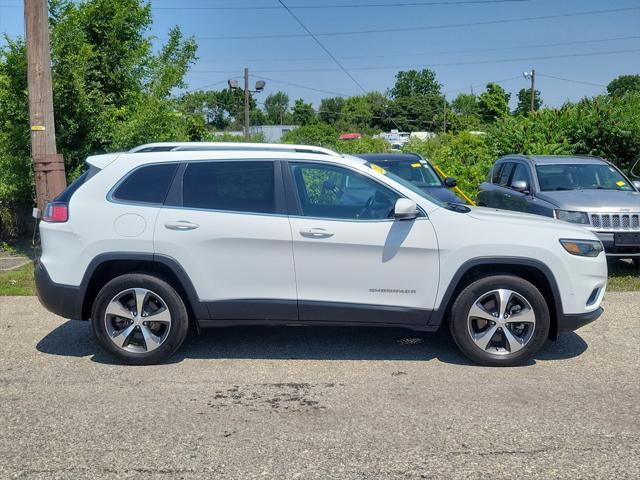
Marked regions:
[0,294,638,479]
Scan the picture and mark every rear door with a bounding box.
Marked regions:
[285,160,439,326]
[154,159,297,320]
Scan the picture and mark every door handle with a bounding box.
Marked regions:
[164,220,200,231]
[300,227,334,239]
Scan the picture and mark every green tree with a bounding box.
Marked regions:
[478,82,511,123]
[389,69,442,98]
[318,96,346,124]
[292,98,316,126]
[263,91,290,125]
[282,123,338,148]
[451,93,479,117]
[607,75,640,96]
[513,88,542,116]
[387,95,444,132]
[0,0,197,237]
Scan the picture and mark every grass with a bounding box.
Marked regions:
[0,263,36,296]
[607,259,640,292]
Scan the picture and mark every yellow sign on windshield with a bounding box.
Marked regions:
[370,164,386,175]
[616,181,625,187]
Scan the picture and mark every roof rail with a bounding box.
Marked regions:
[128,142,341,157]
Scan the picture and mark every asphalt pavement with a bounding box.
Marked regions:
[0,294,638,479]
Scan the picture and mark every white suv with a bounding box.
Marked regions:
[35,143,608,366]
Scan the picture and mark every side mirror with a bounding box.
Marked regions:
[444,177,457,188]
[394,198,419,220]
[511,180,529,193]
[632,180,640,191]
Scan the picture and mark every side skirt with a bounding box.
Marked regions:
[199,299,437,332]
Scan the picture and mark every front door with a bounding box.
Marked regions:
[286,161,440,326]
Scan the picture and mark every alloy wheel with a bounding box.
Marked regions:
[467,288,536,355]
[104,288,172,354]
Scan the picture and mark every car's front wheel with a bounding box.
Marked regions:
[449,275,550,366]
[91,273,189,365]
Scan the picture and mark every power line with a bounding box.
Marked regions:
[183,77,240,94]
[536,74,607,88]
[276,0,399,129]
[195,35,640,64]
[255,76,351,97]
[189,47,640,74]
[192,7,640,40]
[152,0,533,10]
[443,76,522,95]
[276,0,369,95]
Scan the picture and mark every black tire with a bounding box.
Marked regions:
[91,273,189,365]
[449,275,550,367]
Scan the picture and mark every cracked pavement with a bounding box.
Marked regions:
[0,293,638,479]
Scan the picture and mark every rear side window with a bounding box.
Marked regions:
[112,163,178,204]
[54,169,91,202]
[182,161,275,214]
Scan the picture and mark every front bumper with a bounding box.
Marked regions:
[594,232,640,257]
[557,307,603,332]
[34,259,83,319]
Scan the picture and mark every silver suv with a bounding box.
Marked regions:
[477,155,640,263]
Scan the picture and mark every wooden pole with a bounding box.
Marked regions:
[530,68,536,113]
[25,0,66,210]
[243,67,250,140]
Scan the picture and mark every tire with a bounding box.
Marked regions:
[449,275,550,367]
[91,273,189,365]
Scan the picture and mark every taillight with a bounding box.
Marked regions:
[42,202,68,223]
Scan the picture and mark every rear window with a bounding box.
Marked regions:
[182,161,275,214]
[54,166,100,202]
[112,163,178,204]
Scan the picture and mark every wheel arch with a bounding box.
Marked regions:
[79,253,207,321]
[430,257,562,340]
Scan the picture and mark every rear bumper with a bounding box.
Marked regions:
[34,259,83,319]
[557,307,603,332]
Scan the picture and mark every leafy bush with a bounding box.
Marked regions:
[403,132,494,197]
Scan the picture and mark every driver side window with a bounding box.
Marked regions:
[290,162,400,220]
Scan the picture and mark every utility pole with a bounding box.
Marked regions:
[243,67,250,140]
[523,69,536,114]
[529,68,536,113]
[228,70,265,140]
[443,95,447,134]
[24,0,66,210]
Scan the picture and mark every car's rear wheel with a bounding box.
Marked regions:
[449,275,550,366]
[91,274,189,365]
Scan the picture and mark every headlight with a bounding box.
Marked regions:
[554,210,589,224]
[559,239,604,257]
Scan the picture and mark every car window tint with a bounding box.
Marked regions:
[497,163,514,187]
[290,163,399,220]
[113,163,178,204]
[510,163,531,188]
[182,161,275,213]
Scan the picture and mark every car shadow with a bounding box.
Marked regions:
[36,320,589,367]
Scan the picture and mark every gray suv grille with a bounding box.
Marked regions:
[590,213,640,230]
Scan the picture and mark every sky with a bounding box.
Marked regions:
[1,0,639,109]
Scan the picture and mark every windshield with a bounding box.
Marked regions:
[536,163,633,191]
[364,162,448,209]
[370,160,442,188]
